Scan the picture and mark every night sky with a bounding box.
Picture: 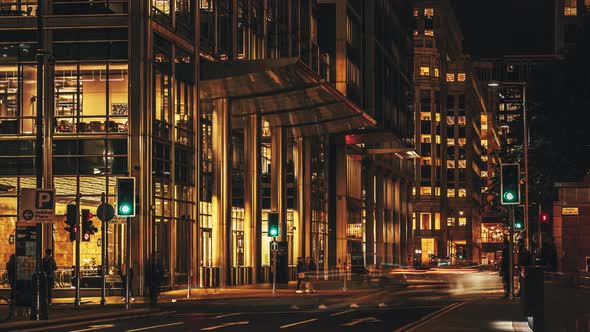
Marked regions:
[452,0,555,58]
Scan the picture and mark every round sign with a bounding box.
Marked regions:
[23,209,34,220]
[97,203,115,222]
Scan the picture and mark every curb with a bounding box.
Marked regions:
[3,308,165,331]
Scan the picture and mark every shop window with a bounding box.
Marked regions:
[458,217,467,226]
[446,73,454,82]
[420,66,430,76]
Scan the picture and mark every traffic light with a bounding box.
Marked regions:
[81,209,97,241]
[501,163,521,205]
[65,204,78,241]
[117,177,136,217]
[268,212,279,237]
[514,206,525,230]
[541,213,550,223]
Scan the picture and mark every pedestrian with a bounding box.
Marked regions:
[500,239,510,298]
[296,257,305,293]
[148,255,163,307]
[307,257,317,293]
[120,264,135,302]
[42,249,57,305]
[516,240,532,297]
[6,254,16,302]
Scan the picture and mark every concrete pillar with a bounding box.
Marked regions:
[129,0,150,295]
[244,113,261,282]
[375,172,384,266]
[271,127,288,241]
[364,168,375,267]
[393,178,402,264]
[212,98,231,286]
[294,137,308,260]
[328,137,348,269]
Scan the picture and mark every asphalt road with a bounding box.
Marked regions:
[10,270,504,332]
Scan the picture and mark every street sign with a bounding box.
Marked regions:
[97,203,115,222]
[271,240,278,252]
[18,188,55,224]
[562,207,579,216]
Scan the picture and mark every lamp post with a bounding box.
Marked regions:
[488,81,530,251]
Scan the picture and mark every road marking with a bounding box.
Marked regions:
[290,304,300,310]
[126,322,184,332]
[280,318,319,329]
[341,317,382,326]
[200,321,250,331]
[350,303,359,308]
[392,302,465,332]
[330,309,356,317]
[214,312,242,319]
[318,304,328,309]
[378,302,387,307]
[70,324,115,332]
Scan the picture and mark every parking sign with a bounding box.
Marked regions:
[18,188,56,224]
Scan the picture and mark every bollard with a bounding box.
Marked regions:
[522,266,544,332]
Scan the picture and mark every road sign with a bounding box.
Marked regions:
[271,240,278,252]
[97,203,115,222]
[18,188,55,224]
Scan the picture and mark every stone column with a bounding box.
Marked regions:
[271,127,287,240]
[244,113,261,283]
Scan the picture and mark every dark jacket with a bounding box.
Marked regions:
[42,256,57,279]
[296,261,305,274]
[500,246,510,276]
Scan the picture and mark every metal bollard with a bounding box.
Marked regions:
[521,266,544,332]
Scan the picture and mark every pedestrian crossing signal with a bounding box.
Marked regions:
[268,212,279,237]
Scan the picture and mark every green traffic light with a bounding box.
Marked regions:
[503,191,515,201]
[120,204,130,214]
[269,228,278,237]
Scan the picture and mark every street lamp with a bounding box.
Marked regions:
[487,81,530,251]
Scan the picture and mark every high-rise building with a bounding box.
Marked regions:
[0,0,414,293]
[412,0,487,265]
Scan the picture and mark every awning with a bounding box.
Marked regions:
[200,58,376,136]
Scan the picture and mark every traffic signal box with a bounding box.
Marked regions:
[65,204,78,241]
[514,206,525,231]
[501,163,521,205]
[81,209,97,241]
[268,212,279,237]
[116,177,136,217]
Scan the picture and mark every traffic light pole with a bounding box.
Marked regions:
[75,193,81,307]
[100,193,107,307]
[509,206,515,301]
[272,237,276,295]
[125,216,130,310]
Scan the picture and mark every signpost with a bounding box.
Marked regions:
[271,240,277,294]
[18,189,56,225]
[562,207,579,216]
[97,193,115,306]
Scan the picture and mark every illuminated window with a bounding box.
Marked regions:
[564,0,577,16]
[435,113,441,122]
[481,139,488,148]
[422,158,432,166]
[421,112,431,120]
[412,212,417,230]
[436,135,441,144]
[421,186,432,195]
[446,73,455,82]
[414,30,419,36]
[420,213,431,230]
[434,213,441,229]
[421,135,431,143]
[434,68,440,77]
[458,138,466,146]
[425,8,434,16]
[481,170,488,178]
[458,188,467,197]
[420,66,430,76]
[458,160,466,168]
[446,116,455,125]
[412,186,416,196]
[447,217,455,226]
[457,73,466,82]
[424,30,434,36]
[447,189,455,198]
[447,138,455,146]
[435,187,441,197]
[413,8,419,16]
[458,217,467,226]
[447,160,455,168]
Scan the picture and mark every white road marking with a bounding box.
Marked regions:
[126,322,184,332]
[213,312,242,319]
[378,302,387,307]
[350,303,360,308]
[200,321,250,331]
[341,317,382,326]
[330,309,356,317]
[392,302,465,332]
[280,318,319,329]
[318,304,328,309]
[290,304,300,310]
[69,324,115,332]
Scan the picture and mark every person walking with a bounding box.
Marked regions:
[296,257,305,293]
[6,254,15,303]
[500,239,510,298]
[307,257,317,293]
[516,239,532,297]
[147,256,163,307]
[120,264,135,302]
[42,249,57,306]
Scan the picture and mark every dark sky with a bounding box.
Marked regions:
[451,0,555,58]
